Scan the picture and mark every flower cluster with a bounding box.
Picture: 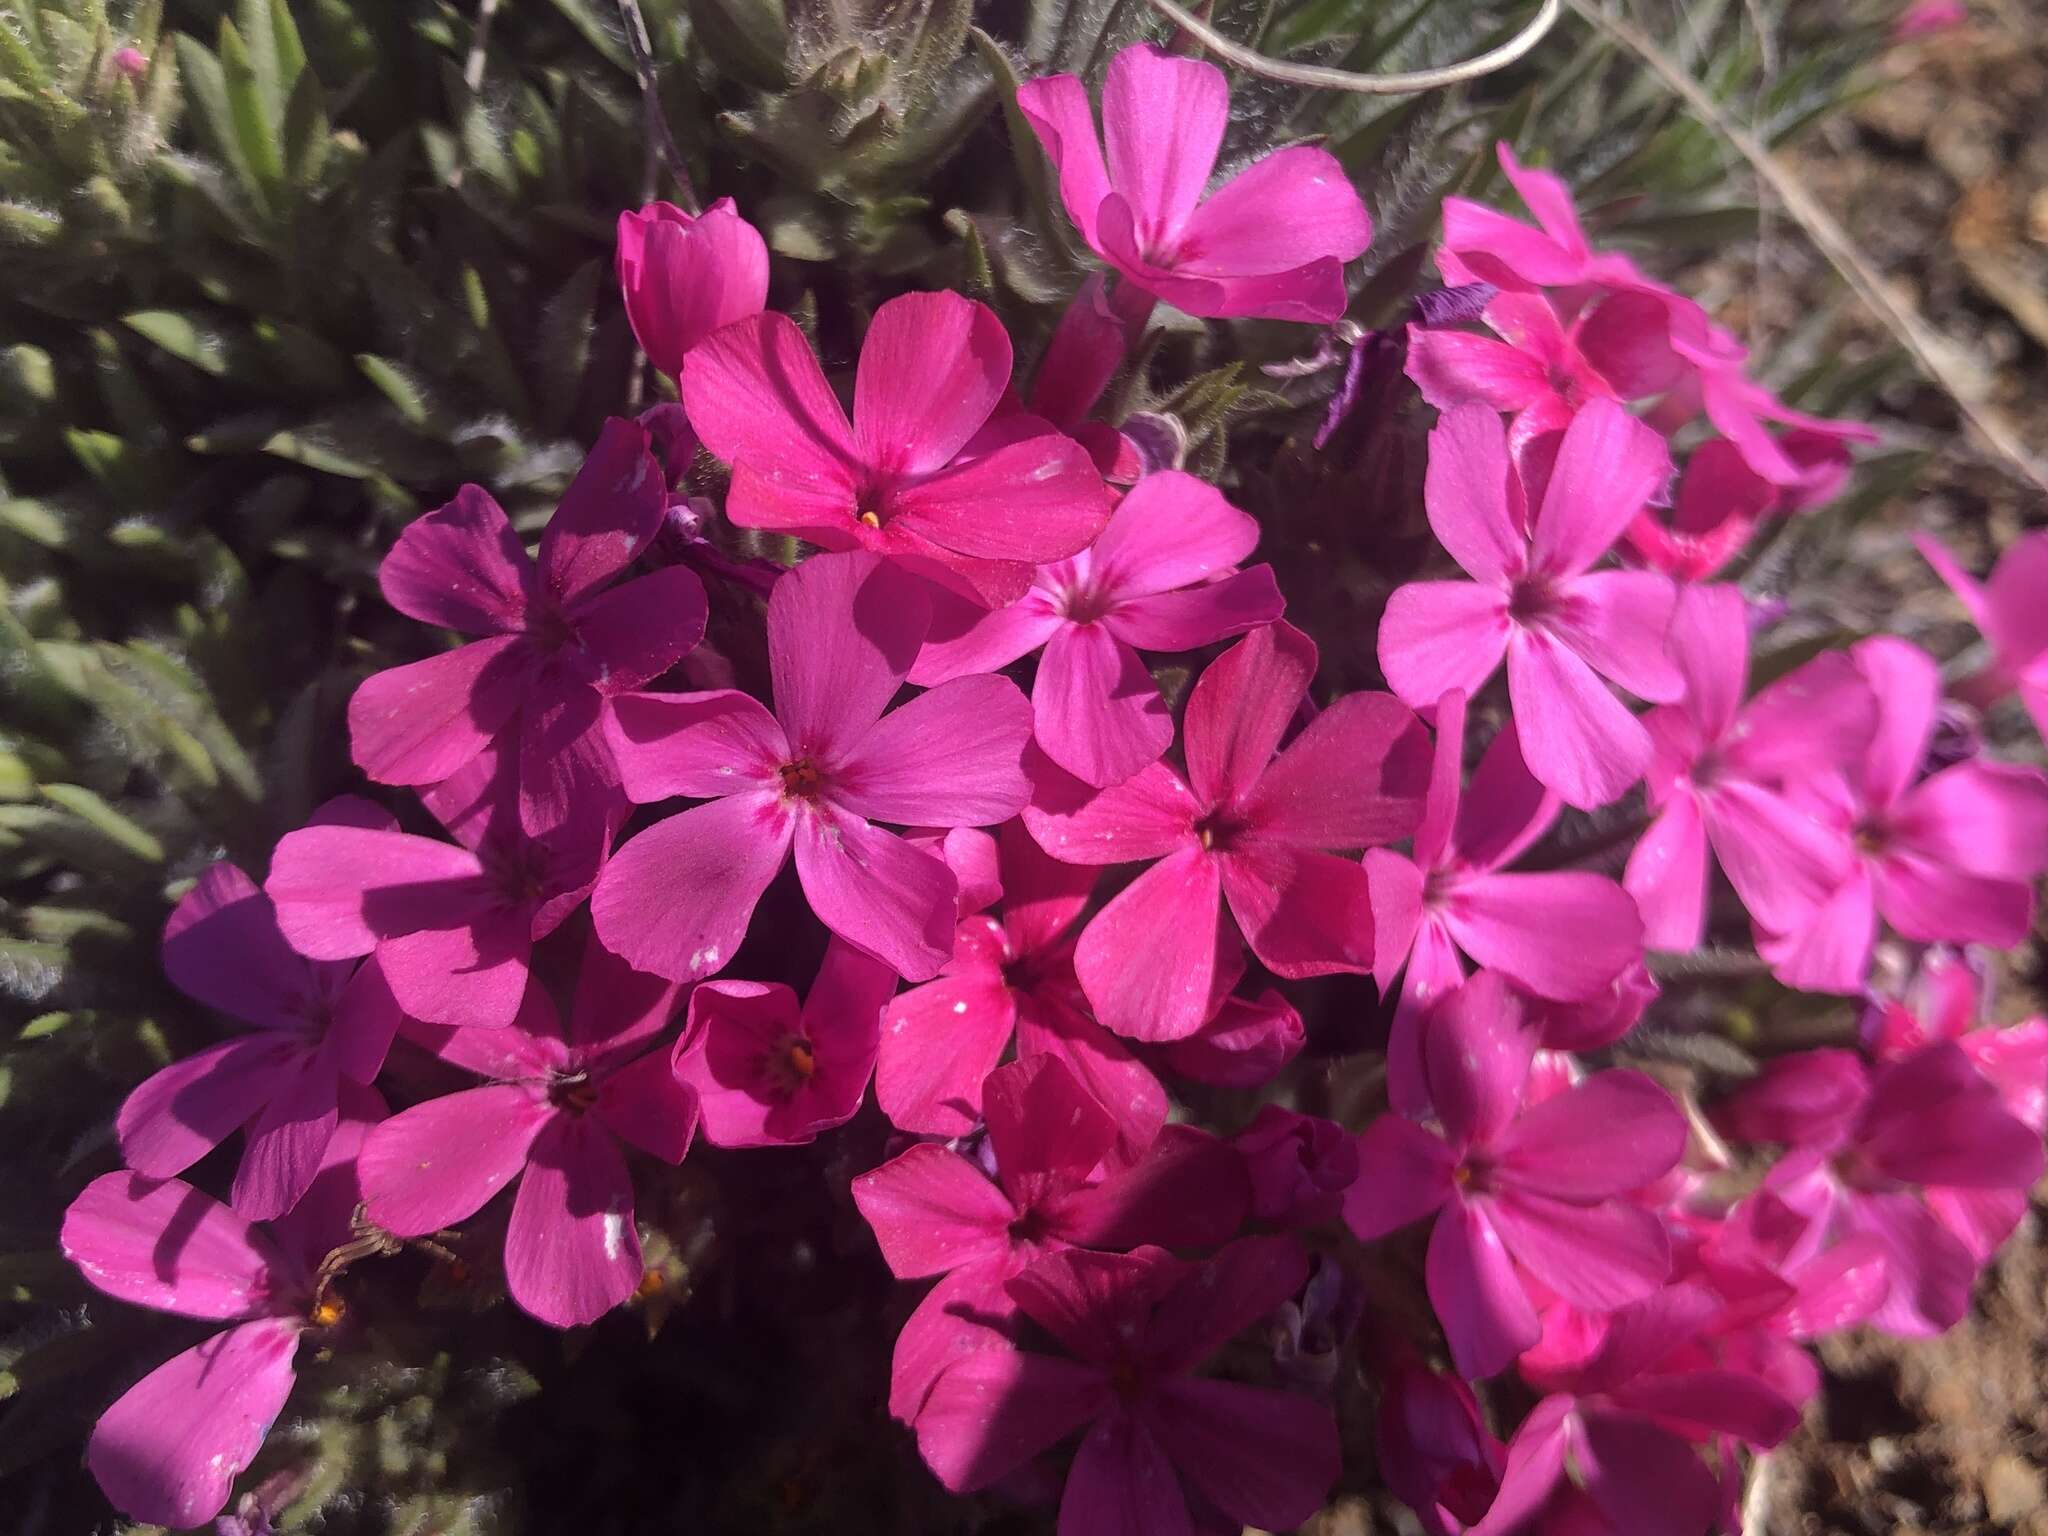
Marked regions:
[58,42,2048,1535]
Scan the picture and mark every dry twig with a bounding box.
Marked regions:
[617,0,699,213]
[1140,0,1563,93]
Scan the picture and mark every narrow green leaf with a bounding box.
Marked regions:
[38,783,165,863]
[217,18,284,203]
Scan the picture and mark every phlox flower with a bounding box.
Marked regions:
[1377,400,1682,809]
[874,820,1166,1153]
[680,290,1110,606]
[616,198,769,378]
[1622,434,1849,580]
[1917,526,2048,741]
[593,551,1034,984]
[1469,1285,1802,1536]
[347,418,708,835]
[266,742,614,1031]
[1716,1042,2044,1335]
[1758,636,2048,992]
[1623,583,1876,952]
[1017,43,1372,323]
[1376,1363,1507,1536]
[853,1053,1246,1420]
[1370,688,1642,1114]
[676,937,899,1147]
[1406,289,1686,449]
[1345,973,1686,1378]
[913,1237,1341,1535]
[1026,620,1431,1041]
[61,1113,376,1528]
[1654,329,1878,493]
[911,469,1284,788]
[1235,1105,1359,1228]
[1865,948,2048,1136]
[1159,987,1306,1088]
[120,808,404,1219]
[1436,143,1660,298]
[359,934,695,1328]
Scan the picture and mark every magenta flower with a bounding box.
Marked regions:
[913,1238,1341,1533]
[675,938,898,1147]
[1469,1285,1802,1536]
[1378,400,1682,809]
[1656,334,1879,492]
[1159,987,1305,1088]
[1371,688,1642,1114]
[120,825,404,1220]
[874,820,1166,1152]
[359,935,694,1329]
[1719,1043,2043,1335]
[1345,972,1685,1378]
[1235,1105,1359,1228]
[1406,289,1685,449]
[1028,272,1141,433]
[592,551,1034,984]
[1866,949,2048,1139]
[679,291,1110,606]
[61,1123,375,1527]
[1623,434,1848,580]
[347,419,708,834]
[1377,1362,1507,1536]
[267,743,612,1031]
[911,469,1284,788]
[1918,526,2048,742]
[615,198,769,377]
[855,1053,1247,1421]
[1016,43,1373,323]
[1758,637,2048,992]
[1026,620,1431,1041]
[1623,583,1876,952]
[1437,143,1663,298]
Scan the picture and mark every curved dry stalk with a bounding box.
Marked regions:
[617,0,700,214]
[1563,0,2048,496]
[1138,0,1563,93]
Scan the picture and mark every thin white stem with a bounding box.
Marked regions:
[1138,0,1563,94]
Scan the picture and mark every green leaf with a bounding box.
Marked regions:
[217,17,285,205]
[123,307,250,377]
[535,258,601,434]
[38,783,165,863]
[281,64,329,189]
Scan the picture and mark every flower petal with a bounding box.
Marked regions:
[1101,564,1285,653]
[1423,403,1527,583]
[61,1172,286,1319]
[1485,1189,1671,1312]
[875,953,1017,1138]
[379,484,532,633]
[1529,397,1672,578]
[1015,72,1113,249]
[1427,1199,1541,1379]
[358,1084,553,1236]
[1101,44,1226,244]
[1550,569,1683,703]
[851,1144,1015,1278]
[1506,628,1652,810]
[1033,623,1172,789]
[1183,620,1315,809]
[771,550,931,757]
[1378,581,1511,710]
[538,417,666,602]
[1494,1070,1686,1199]
[680,312,859,524]
[591,791,793,981]
[1148,1375,1341,1532]
[505,1114,642,1327]
[1442,870,1642,1002]
[348,635,533,788]
[883,432,1111,564]
[1239,688,1431,848]
[1023,756,1201,866]
[832,674,1034,826]
[1075,847,1224,1041]
[914,1349,1111,1494]
[793,806,957,981]
[117,1038,296,1180]
[854,292,1009,477]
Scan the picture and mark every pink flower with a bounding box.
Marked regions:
[1028,272,1142,432]
[1918,527,2048,742]
[593,551,1034,984]
[874,820,1166,1152]
[615,198,769,377]
[61,1122,375,1527]
[676,938,898,1147]
[1470,1286,1802,1536]
[1377,1363,1507,1536]
[1235,1105,1359,1228]
[679,291,1110,606]
[1378,400,1681,809]
[266,744,613,1031]
[112,44,149,77]
[1345,973,1685,1378]
[853,1054,1246,1420]
[1757,637,2048,992]
[120,821,405,1220]
[359,934,695,1328]
[1016,43,1373,323]
[1895,0,1968,38]
[1437,144,1661,298]
[1159,987,1305,1087]
[1623,435,1847,580]
[1718,1043,2043,1334]
[347,419,708,834]
[1623,583,1876,952]
[912,469,1285,787]
[1371,688,1642,1113]
[1026,620,1431,1041]
[1406,290,1685,450]
[1866,948,2048,1134]
[1652,335,1879,492]
[913,1238,1341,1533]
